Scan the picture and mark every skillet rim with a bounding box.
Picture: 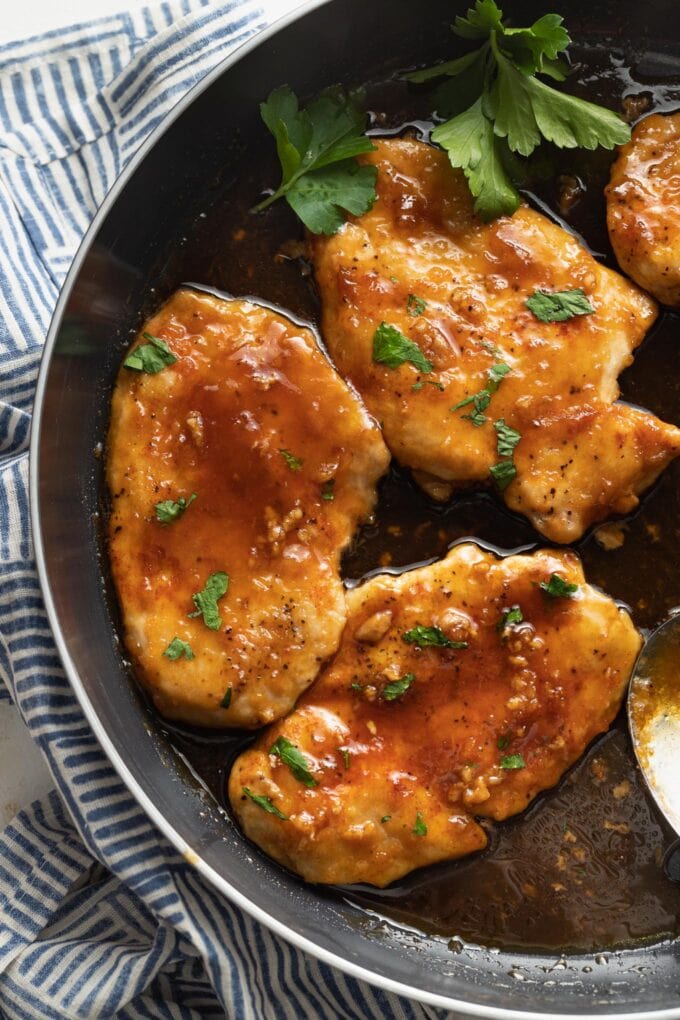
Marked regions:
[28,1,680,1016]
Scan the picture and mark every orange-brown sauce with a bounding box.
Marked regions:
[139,45,680,951]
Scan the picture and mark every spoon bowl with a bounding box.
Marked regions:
[628,614,680,837]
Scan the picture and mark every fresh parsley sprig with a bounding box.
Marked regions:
[253,86,378,234]
[408,1,630,221]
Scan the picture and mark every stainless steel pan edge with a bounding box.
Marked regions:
[28,0,680,1015]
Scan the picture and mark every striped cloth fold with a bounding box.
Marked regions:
[0,3,459,1017]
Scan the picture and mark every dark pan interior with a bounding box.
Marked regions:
[33,0,680,1014]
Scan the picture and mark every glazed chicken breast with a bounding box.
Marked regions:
[607,112,680,306]
[107,288,389,728]
[313,138,680,543]
[229,544,641,887]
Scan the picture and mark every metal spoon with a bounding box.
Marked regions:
[627,615,680,881]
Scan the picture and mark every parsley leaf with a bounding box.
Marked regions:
[383,673,416,701]
[451,362,510,425]
[339,747,351,770]
[497,733,511,750]
[373,322,433,374]
[155,493,196,524]
[497,605,523,632]
[188,572,229,630]
[410,2,629,220]
[525,288,595,323]
[407,294,427,317]
[490,459,516,490]
[243,787,287,819]
[488,363,512,390]
[253,86,377,234]
[124,333,177,374]
[540,573,579,598]
[221,687,233,709]
[381,814,392,823]
[321,479,335,501]
[402,625,467,649]
[432,98,520,222]
[494,419,521,458]
[269,736,318,788]
[163,637,194,661]
[500,753,526,770]
[413,812,428,836]
[412,380,445,392]
[279,449,303,471]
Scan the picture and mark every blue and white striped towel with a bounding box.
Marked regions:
[0,3,459,1017]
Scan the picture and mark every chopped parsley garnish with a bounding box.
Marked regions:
[383,673,416,701]
[490,458,516,490]
[269,736,318,788]
[540,573,579,599]
[188,571,229,630]
[526,288,594,323]
[402,625,467,650]
[163,637,194,661]
[487,362,512,389]
[451,362,510,426]
[339,747,351,770]
[124,332,177,374]
[279,448,303,471]
[497,605,524,632]
[491,418,521,490]
[494,419,521,458]
[381,814,392,823]
[243,787,287,819]
[154,493,196,524]
[252,86,377,234]
[350,682,364,692]
[373,322,433,374]
[481,340,501,356]
[407,294,428,317]
[409,2,629,220]
[321,479,335,501]
[413,812,428,836]
[220,687,233,709]
[497,733,511,750]
[500,753,526,770]
[412,379,445,392]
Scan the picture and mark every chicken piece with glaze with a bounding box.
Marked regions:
[107,288,389,728]
[312,138,680,543]
[607,112,680,306]
[229,543,641,887]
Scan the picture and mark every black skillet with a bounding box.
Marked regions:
[31,0,680,1015]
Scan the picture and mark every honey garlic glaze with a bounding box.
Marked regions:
[130,46,680,952]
